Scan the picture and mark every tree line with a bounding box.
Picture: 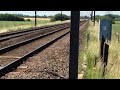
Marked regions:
[11,14,54,18]
[95,14,120,24]
[0,14,25,21]
[0,13,70,21]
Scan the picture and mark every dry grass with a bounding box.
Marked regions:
[105,30,120,79]
[83,21,120,79]
[24,18,50,21]
[83,21,103,79]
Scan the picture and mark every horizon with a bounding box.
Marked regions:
[0,11,120,16]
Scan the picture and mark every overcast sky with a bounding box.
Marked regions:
[0,11,120,16]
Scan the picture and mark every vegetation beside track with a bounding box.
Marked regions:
[81,21,103,79]
[81,20,120,79]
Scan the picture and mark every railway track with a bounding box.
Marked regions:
[0,22,69,38]
[0,24,70,49]
[0,23,70,45]
[0,21,85,49]
[0,21,85,42]
[0,21,87,78]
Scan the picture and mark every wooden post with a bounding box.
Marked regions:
[100,35,105,62]
[87,31,90,48]
[69,11,80,79]
[118,34,119,42]
[118,33,119,42]
[102,42,109,77]
[103,43,109,66]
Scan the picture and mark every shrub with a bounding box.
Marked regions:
[26,19,31,21]
[50,13,70,22]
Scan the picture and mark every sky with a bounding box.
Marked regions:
[0,11,120,16]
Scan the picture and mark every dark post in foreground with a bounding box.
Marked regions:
[69,11,80,79]
[35,11,37,26]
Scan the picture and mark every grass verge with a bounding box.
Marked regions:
[81,21,103,79]
[81,20,120,79]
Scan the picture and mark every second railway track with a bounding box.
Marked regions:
[0,20,87,78]
[0,23,70,48]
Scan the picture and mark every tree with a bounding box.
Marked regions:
[26,19,31,21]
[95,14,119,24]
[50,13,70,22]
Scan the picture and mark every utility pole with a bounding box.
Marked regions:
[91,11,93,21]
[35,11,37,26]
[94,11,95,26]
[61,11,62,23]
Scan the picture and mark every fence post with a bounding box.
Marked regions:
[116,33,119,42]
[118,34,119,42]
[87,31,90,48]
[100,35,105,62]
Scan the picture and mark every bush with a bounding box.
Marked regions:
[26,19,31,21]
[50,13,70,22]
[50,18,55,22]
[112,20,115,24]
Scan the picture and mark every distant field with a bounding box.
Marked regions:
[0,19,70,33]
[112,21,120,33]
[24,18,50,21]
[0,20,50,33]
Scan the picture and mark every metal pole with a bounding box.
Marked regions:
[61,11,62,23]
[91,11,93,21]
[69,11,80,79]
[35,11,37,26]
[94,11,95,26]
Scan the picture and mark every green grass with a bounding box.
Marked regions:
[0,20,49,33]
[78,22,88,74]
[78,21,102,79]
[0,20,70,33]
[0,20,49,28]
[112,21,120,33]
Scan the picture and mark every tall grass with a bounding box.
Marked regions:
[82,21,103,79]
[105,21,120,79]
[82,20,120,79]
